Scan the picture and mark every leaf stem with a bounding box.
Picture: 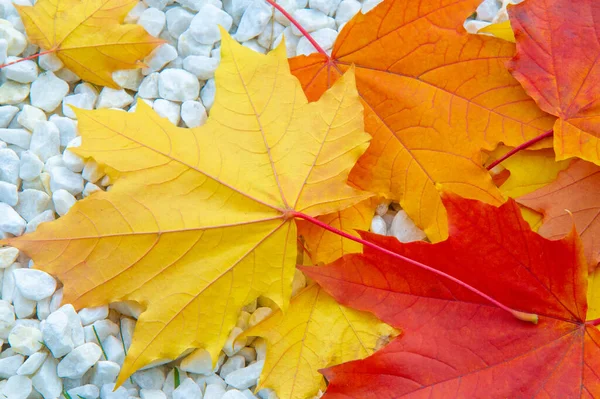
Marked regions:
[486,129,554,171]
[586,318,600,326]
[292,211,539,324]
[0,48,56,69]
[263,0,330,58]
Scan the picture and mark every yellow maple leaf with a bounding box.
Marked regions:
[240,283,397,399]
[16,0,164,87]
[0,32,371,384]
[479,20,516,42]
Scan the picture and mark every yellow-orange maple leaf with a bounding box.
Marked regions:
[17,0,163,87]
[289,0,555,241]
[240,283,397,399]
[0,32,371,383]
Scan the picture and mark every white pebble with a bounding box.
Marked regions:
[14,189,50,222]
[96,88,134,109]
[223,326,246,356]
[335,0,361,25]
[79,305,110,326]
[204,384,226,399]
[370,215,386,235]
[112,69,143,91]
[62,93,96,118]
[0,148,20,185]
[0,181,17,205]
[103,335,125,365]
[42,311,74,358]
[257,21,284,49]
[177,30,212,58]
[224,0,253,25]
[32,356,62,399]
[139,8,166,37]
[224,360,264,390]
[100,383,129,399]
[16,351,47,375]
[189,4,233,45]
[235,0,273,42]
[144,44,178,73]
[132,367,166,390]
[222,390,248,399]
[0,38,5,64]
[138,72,160,99]
[477,0,501,22]
[49,115,78,147]
[173,377,202,399]
[38,52,63,71]
[2,374,31,399]
[361,0,382,13]
[57,342,102,378]
[0,300,15,340]
[68,384,100,399]
[181,100,207,128]
[0,81,30,105]
[84,319,119,345]
[30,72,69,112]
[89,360,120,386]
[82,182,101,197]
[158,69,200,102]
[242,39,267,54]
[1,264,19,307]
[146,0,169,10]
[17,104,46,132]
[19,151,43,181]
[296,28,337,56]
[2,56,38,83]
[291,9,335,35]
[220,355,245,378]
[30,121,60,162]
[464,19,490,34]
[0,128,30,149]
[125,1,148,23]
[82,159,104,183]
[180,348,212,375]
[140,390,167,399]
[49,166,84,195]
[249,307,272,327]
[0,24,26,56]
[200,78,216,110]
[273,27,299,57]
[151,99,180,126]
[183,55,218,80]
[0,354,24,378]
[389,210,427,242]
[13,268,56,301]
[0,106,19,128]
[0,203,25,236]
[0,247,18,268]
[13,290,36,319]
[8,324,42,355]
[166,7,194,37]
[25,209,54,233]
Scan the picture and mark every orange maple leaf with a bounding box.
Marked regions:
[286,0,554,242]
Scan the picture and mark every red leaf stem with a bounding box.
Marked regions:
[0,48,57,69]
[263,0,331,58]
[293,210,539,324]
[487,129,554,171]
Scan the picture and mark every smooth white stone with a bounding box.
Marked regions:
[291,9,334,35]
[2,373,30,399]
[200,78,215,110]
[125,1,148,23]
[2,56,38,83]
[177,30,212,58]
[203,384,226,399]
[25,210,54,233]
[132,367,166,390]
[257,21,284,49]
[235,0,272,42]
[74,81,98,98]
[68,384,100,399]
[389,210,427,242]
[0,354,24,378]
[158,69,200,102]
[16,105,46,132]
[49,288,63,313]
[241,39,267,54]
[79,306,110,326]
[49,166,84,195]
[1,263,19,306]
[253,338,266,361]
[19,151,42,181]
[153,99,181,125]
[223,0,252,24]
[176,0,222,11]
[166,7,194,37]
[222,390,247,399]
[13,290,36,319]
[138,73,160,99]
[38,53,63,71]
[16,351,46,375]
[103,335,125,365]
[180,100,207,128]
[42,311,74,358]
[90,360,120,386]
[224,360,264,390]
[0,247,17,268]
[30,121,60,162]
[139,8,166,37]
[13,268,56,301]
[173,378,201,399]
[335,0,360,25]
[296,28,337,56]
[464,19,491,34]
[82,182,101,197]
[48,115,78,147]
[0,106,19,128]
[140,389,166,399]
[0,203,25,236]
[0,181,17,205]
[100,383,129,399]
[370,215,387,235]
[0,81,29,105]
[62,93,95,118]
[0,38,6,64]
[0,24,26,56]
[189,4,233,45]
[273,26,299,57]
[84,319,119,345]
[14,189,50,222]
[143,44,178,73]
[30,72,69,112]
[82,159,104,183]
[361,0,382,13]
[112,69,143,91]
[241,389,259,399]
[0,300,15,339]
[109,301,143,319]
[477,0,501,21]
[237,347,256,365]
[248,307,272,327]
[272,0,297,25]
[58,304,85,347]
[120,317,135,353]
[8,324,42,355]
[96,88,134,109]
[182,55,218,80]
[180,348,212,375]
[57,342,102,378]
[145,0,169,10]
[223,326,246,356]
[32,356,62,399]
[220,355,245,378]
[0,128,30,150]
[309,0,341,16]
[55,67,80,83]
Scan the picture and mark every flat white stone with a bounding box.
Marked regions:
[79,305,110,326]
[273,26,299,57]
[335,0,361,25]
[139,8,166,37]
[224,360,264,390]
[0,354,24,378]
[153,99,181,125]
[309,0,340,15]
[291,9,335,35]
[13,290,36,319]
[0,38,6,64]
[203,383,226,399]
[183,55,219,80]
[166,7,194,37]
[0,81,30,105]
[296,28,337,56]
[140,389,167,399]
[82,159,104,183]
[464,19,490,34]
[1,264,19,306]
[84,319,119,345]
[83,182,101,197]
[145,0,169,10]
[62,93,95,118]
[181,100,207,128]
[272,0,297,25]
[180,348,212,375]
[14,189,50,222]
[42,311,74,358]
[68,384,100,399]
[177,30,212,58]
[0,148,20,185]
[389,210,427,242]
[132,367,166,390]
[2,374,31,399]
[3,56,38,83]
[189,4,233,45]
[32,356,62,399]
[0,300,15,340]
[477,0,501,22]
[0,106,19,128]
[100,383,129,399]
[200,78,216,110]
[0,181,17,205]
[235,0,273,42]
[143,44,178,73]
[257,21,284,49]
[361,0,382,13]
[370,215,386,235]
[57,342,102,378]
[158,69,200,102]
[0,24,26,56]
[13,268,56,301]
[89,360,120,386]
[49,166,84,195]
[112,69,143,91]
[97,88,134,109]
[222,389,247,399]
[223,326,246,356]
[0,247,18,268]
[0,128,30,149]
[16,351,47,376]
[138,72,160,99]
[38,52,63,71]
[30,72,69,112]
[49,115,78,147]
[17,104,46,132]
[220,355,245,378]
[30,121,60,162]
[103,335,125,365]
[0,203,25,236]
[25,210,54,233]
[248,307,272,327]
[173,378,202,399]
[19,151,43,181]
[55,66,81,83]
[8,324,42,355]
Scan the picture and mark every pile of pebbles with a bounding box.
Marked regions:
[0,0,513,397]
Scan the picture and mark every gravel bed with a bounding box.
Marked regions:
[0,0,514,398]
